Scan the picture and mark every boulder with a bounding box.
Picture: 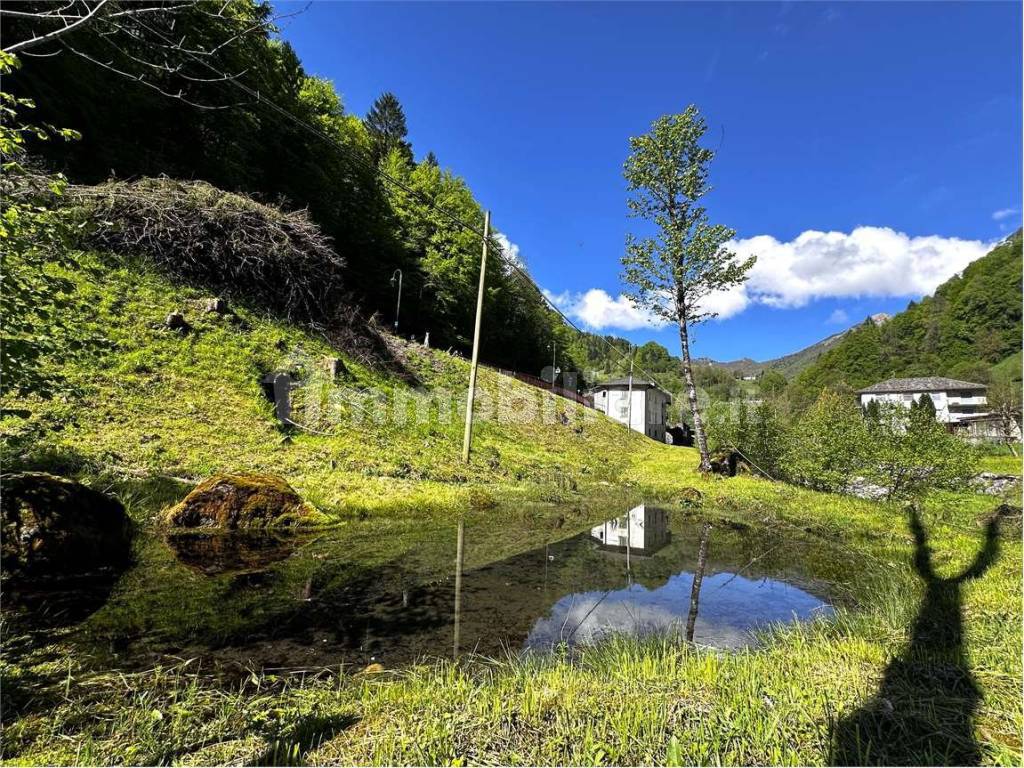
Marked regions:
[677,487,704,507]
[164,311,191,333]
[163,473,315,529]
[1,472,131,579]
[203,297,229,314]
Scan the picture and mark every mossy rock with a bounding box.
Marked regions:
[162,473,318,529]
[1,472,131,579]
[677,487,704,507]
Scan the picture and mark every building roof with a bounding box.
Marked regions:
[590,378,672,398]
[857,376,987,395]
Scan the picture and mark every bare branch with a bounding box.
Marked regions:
[3,0,110,54]
[59,38,245,111]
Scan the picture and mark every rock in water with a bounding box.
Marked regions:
[163,473,315,529]
[1,472,131,579]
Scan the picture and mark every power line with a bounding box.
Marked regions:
[125,14,677,396]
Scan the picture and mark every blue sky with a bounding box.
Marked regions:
[278,1,1022,361]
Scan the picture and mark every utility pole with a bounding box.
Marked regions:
[462,211,490,463]
[548,341,557,390]
[390,269,403,332]
[626,344,635,435]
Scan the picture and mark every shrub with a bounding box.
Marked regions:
[865,404,978,500]
[783,390,869,492]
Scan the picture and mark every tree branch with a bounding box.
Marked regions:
[3,0,110,54]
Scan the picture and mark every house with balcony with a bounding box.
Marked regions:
[857,377,988,425]
[588,378,672,441]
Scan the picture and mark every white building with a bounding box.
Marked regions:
[857,377,988,425]
[588,378,672,441]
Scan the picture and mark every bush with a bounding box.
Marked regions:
[865,404,978,499]
[783,390,869,492]
[76,178,345,321]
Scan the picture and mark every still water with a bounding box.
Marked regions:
[20,503,853,671]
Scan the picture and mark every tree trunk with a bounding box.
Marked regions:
[677,318,711,471]
[685,522,712,642]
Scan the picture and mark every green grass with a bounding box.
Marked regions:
[2,252,1022,765]
[978,452,1023,476]
[1,252,679,522]
[3,481,1019,766]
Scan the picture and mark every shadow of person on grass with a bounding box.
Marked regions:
[830,505,1000,766]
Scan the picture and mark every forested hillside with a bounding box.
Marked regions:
[790,230,1023,407]
[6,1,581,376]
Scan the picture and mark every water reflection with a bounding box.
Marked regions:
[64,503,848,670]
[590,504,671,558]
[527,516,829,650]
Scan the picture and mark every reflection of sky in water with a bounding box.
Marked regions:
[526,571,834,650]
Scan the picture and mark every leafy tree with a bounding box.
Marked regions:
[783,390,870,492]
[621,105,755,471]
[914,393,936,420]
[365,91,413,165]
[863,398,882,422]
[759,369,787,397]
[988,379,1023,455]
[746,400,788,477]
[423,151,439,167]
[864,404,977,500]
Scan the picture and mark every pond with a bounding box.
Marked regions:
[9,502,856,673]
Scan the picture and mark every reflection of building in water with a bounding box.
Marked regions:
[590,505,670,557]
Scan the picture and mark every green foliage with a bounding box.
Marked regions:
[864,404,978,499]
[791,233,1023,408]
[0,52,87,397]
[910,392,936,420]
[704,399,789,477]
[759,369,787,397]
[783,390,870,492]
[7,9,571,376]
[365,91,413,164]
[620,105,755,327]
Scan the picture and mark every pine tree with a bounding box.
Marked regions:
[365,91,413,164]
[424,151,439,167]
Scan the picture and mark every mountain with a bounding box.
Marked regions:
[789,230,1023,407]
[694,314,891,379]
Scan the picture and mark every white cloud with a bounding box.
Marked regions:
[992,208,1019,221]
[545,288,666,331]
[494,233,524,271]
[546,227,992,331]
[728,226,992,310]
[826,308,849,325]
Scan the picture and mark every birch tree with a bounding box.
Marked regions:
[621,105,754,471]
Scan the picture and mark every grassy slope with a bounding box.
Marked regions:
[2,253,1022,765]
[1,252,675,519]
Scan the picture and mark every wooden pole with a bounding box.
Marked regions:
[462,210,490,463]
[626,346,634,434]
[453,519,465,660]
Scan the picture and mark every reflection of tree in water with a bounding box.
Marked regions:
[830,506,1000,766]
[686,523,711,643]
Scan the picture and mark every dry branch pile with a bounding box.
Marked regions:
[75,178,345,321]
